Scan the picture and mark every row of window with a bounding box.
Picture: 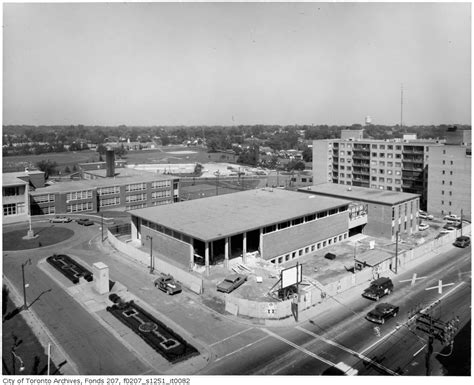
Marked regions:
[66,202,93,213]
[441,200,454,206]
[3,203,26,216]
[151,190,171,199]
[370,176,402,184]
[391,200,419,219]
[99,197,121,207]
[391,218,415,235]
[3,186,22,197]
[151,199,173,206]
[40,206,56,215]
[142,221,191,244]
[97,186,120,196]
[441,181,453,186]
[262,206,347,234]
[441,170,454,175]
[66,190,93,201]
[370,161,402,168]
[270,232,349,265]
[125,183,147,192]
[151,180,172,189]
[33,194,55,203]
[125,193,147,203]
[126,203,147,210]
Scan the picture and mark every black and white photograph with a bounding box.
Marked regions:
[1,0,471,379]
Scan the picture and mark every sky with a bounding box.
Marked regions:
[2,1,471,127]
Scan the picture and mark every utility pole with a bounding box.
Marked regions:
[460,209,463,237]
[394,231,399,274]
[101,212,104,242]
[21,259,32,310]
[415,311,460,376]
[400,83,404,130]
[146,235,154,274]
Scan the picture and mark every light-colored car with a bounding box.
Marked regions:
[50,216,72,223]
[216,274,247,293]
[418,211,434,220]
[440,226,456,234]
[443,214,460,221]
[418,223,430,231]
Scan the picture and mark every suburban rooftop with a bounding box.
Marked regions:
[130,188,351,241]
[299,183,420,206]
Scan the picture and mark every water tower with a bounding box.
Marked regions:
[365,116,373,126]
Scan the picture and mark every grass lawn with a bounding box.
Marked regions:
[2,296,59,375]
[3,226,74,251]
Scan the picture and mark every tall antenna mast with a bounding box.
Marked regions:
[400,83,404,130]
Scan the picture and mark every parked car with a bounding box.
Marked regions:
[217,274,247,293]
[76,218,94,226]
[453,236,471,248]
[418,211,434,220]
[154,274,182,295]
[444,214,460,221]
[440,226,456,234]
[50,216,72,223]
[418,223,430,231]
[366,303,399,324]
[362,277,393,301]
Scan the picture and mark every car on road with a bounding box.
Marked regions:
[418,223,430,231]
[440,226,456,234]
[362,277,393,301]
[453,236,471,248]
[50,216,72,223]
[154,273,182,295]
[366,303,399,324]
[217,274,247,293]
[76,218,94,226]
[418,211,434,220]
[444,214,460,221]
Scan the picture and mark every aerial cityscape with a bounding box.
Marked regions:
[2,1,471,380]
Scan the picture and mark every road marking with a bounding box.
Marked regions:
[399,273,427,285]
[214,335,269,362]
[361,281,465,355]
[262,328,334,366]
[425,280,455,294]
[296,326,399,376]
[210,327,254,347]
[413,344,426,357]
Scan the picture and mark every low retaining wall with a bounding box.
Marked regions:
[106,230,203,294]
[225,225,471,320]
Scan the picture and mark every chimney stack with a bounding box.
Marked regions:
[106,148,115,177]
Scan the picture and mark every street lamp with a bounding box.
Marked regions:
[11,348,25,375]
[214,170,220,196]
[394,231,400,274]
[146,235,154,274]
[21,259,32,310]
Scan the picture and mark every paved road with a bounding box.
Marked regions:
[198,245,471,375]
[3,222,149,375]
[3,219,470,375]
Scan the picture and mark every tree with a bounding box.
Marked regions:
[36,159,57,179]
[161,135,170,146]
[287,160,306,172]
[302,146,312,162]
[64,166,71,174]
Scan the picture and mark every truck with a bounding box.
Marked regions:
[362,277,393,301]
[154,273,182,295]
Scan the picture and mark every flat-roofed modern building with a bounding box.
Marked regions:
[129,189,354,274]
[312,129,442,209]
[299,183,420,241]
[427,129,471,220]
[29,167,178,215]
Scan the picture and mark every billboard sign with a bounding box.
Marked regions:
[281,263,303,289]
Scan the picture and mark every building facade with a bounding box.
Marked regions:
[313,129,441,209]
[299,183,420,241]
[427,129,471,220]
[129,189,355,274]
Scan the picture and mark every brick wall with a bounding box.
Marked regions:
[262,212,348,259]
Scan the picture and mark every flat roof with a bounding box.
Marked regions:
[3,171,43,186]
[355,249,393,267]
[299,183,420,206]
[30,169,176,194]
[130,188,351,241]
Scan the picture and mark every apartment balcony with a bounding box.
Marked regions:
[349,213,368,229]
[402,164,424,172]
[353,145,370,151]
[402,146,424,154]
[352,168,370,175]
[352,154,370,160]
[352,180,370,188]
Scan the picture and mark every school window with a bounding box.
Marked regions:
[449,191,452,196]
[442,170,445,175]
[441,190,444,195]
[372,152,377,157]
[450,171,453,175]
[442,160,445,165]
[450,160,453,165]
[449,201,452,206]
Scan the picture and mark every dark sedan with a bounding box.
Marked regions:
[366,303,399,324]
[76,218,94,226]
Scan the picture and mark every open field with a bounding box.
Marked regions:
[3,146,213,173]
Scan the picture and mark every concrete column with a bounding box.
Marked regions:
[224,237,229,269]
[205,241,210,276]
[189,238,194,271]
[242,232,247,264]
[259,228,264,258]
[210,241,214,264]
